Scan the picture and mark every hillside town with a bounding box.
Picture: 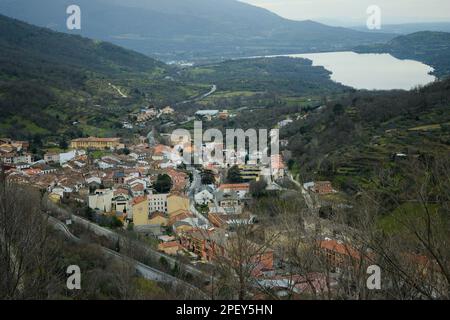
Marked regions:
[0,131,353,298]
[3,92,447,299]
[1,0,450,305]
[1,88,447,299]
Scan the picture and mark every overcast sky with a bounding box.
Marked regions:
[241,0,450,26]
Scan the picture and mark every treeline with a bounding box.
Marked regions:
[0,14,204,140]
[181,57,349,95]
[0,14,165,76]
[282,78,450,193]
[355,31,450,78]
[250,155,450,299]
[0,179,174,300]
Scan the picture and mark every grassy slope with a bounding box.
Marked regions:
[209,76,450,195]
[281,79,450,192]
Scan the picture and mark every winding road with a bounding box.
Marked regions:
[187,166,211,226]
[47,202,206,279]
[288,172,316,213]
[176,84,217,106]
[108,83,128,98]
[47,209,209,299]
[49,216,208,299]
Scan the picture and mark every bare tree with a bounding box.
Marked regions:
[211,223,278,300]
[0,181,61,299]
[344,156,450,299]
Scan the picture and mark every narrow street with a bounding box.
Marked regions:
[175,84,217,106]
[287,172,316,213]
[187,166,210,226]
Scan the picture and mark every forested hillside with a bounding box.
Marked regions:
[181,57,349,96]
[355,31,450,78]
[0,15,203,140]
[0,0,393,61]
[210,77,450,196]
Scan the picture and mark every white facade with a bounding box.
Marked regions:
[88,189,113,212]
[194,189,214,205]
[59,150,76,165]
[148,193,168,213]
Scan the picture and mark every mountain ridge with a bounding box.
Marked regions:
[0,0,394,61]
[354,31,450,78]
[0,14,202,140]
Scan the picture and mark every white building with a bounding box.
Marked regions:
[88,189,113,212]
[195,110,219,118]
[97,160,114,170]
[148,193,168,213]
[59,150,85,165]
[51,186,73,198]
[278,119,293,128]
[194,189,214,205]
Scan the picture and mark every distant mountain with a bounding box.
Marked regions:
[0,13,165,76]
[0,0,394,61]
[0,14,200,140]
[355,31,450,78]
[352,22,450,35]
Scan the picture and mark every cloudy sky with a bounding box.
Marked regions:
[241,0,450,26]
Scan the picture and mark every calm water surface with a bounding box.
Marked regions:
[266,51,436,90]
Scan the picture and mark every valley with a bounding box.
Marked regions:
[0,1,449,303]
[0,0,394,61]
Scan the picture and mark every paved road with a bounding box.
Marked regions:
[198,84,217,100]
[187,166,210,226]
[47,201,206,279]
[48,215,207,298]
[188,167,202,198]
[48,216,81,243]
[74,214,207,279]
[108,83,128,98]
[176,84,217,106]
[288,173,316,213]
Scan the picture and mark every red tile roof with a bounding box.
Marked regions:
[153,144,170,154]
[132,196,147,205]
[159,241,180,249]
[218,183,250,191]
[319,240,360,259]
[150,211,167,219]
[169,210,194,226]
[131,184,144,191]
